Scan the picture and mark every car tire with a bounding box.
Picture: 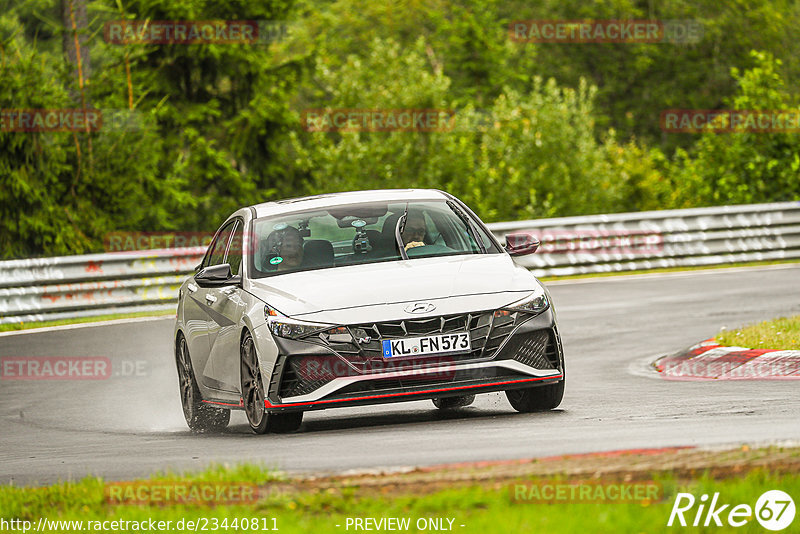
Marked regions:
[505,379,565,412]
[241,331,270,434]
[241,332,305,434]
[432,395,475,409]
[176,334,230,433]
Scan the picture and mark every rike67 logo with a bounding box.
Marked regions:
[668,490,795,530]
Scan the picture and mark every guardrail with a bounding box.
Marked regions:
[0,248,205,325]
[1,201,798,324]
[489,201,800,276]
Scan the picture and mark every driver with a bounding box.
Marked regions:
[401,212,427,251]
[263,226,304,271]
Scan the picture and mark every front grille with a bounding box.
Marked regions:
[277,310,543,399]
[321,311,531,372]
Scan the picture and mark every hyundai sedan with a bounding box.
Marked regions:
[174,189,564,433]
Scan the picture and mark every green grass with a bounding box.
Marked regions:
[716,315,800,350]
[1,464,797,533]
[0,310,174,333]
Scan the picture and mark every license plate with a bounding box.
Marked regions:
[382,332,471,358]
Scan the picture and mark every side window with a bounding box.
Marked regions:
[226,221,244,275]
[204,221,236,268]
[473,223,500,253]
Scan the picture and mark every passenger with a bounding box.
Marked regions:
[263,226,304,271]
[402,212,427,251]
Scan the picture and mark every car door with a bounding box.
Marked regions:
[203,218,248,394]
[185,220,236,389]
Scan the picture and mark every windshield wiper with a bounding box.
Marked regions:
[447,200,486,254]
[395,202,410,260]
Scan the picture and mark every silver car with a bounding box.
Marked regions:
[174,189,565,433]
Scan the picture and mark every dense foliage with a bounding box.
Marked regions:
[2,0,799,257]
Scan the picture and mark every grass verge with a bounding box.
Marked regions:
[716,315,800,350]
[2,446,799,533]
[0,310,175,333]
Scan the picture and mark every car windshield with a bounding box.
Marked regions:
[249,200,500,277]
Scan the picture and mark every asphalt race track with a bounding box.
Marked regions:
[2,264,799,485]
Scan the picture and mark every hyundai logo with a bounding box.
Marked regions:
[404,302,436,314]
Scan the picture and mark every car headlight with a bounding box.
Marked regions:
[503,287,549,315]
[265,305,333,339]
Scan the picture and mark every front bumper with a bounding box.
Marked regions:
[264,307,563,412]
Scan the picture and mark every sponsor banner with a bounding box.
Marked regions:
[509,20,703,44]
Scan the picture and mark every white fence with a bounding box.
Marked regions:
[1,201,799,324]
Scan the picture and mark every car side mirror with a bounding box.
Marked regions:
[195,263,241,287]
[505,233,540,256]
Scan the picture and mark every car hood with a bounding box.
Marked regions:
[246,254,540,323]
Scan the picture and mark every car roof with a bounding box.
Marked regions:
[250,189,450,219]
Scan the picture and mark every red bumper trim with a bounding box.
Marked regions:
[265,374,563,408]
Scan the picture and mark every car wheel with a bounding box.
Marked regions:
[241,331,270,434]
[176,334,230,433]
[241,332,304,434]
[505,379,565,412]
[432,395,475,409]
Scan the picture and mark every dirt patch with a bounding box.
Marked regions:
[266,445,800,498]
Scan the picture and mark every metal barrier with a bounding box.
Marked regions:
[488,201,800,276]
[0,248,204,324]
[1,202,799,324]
